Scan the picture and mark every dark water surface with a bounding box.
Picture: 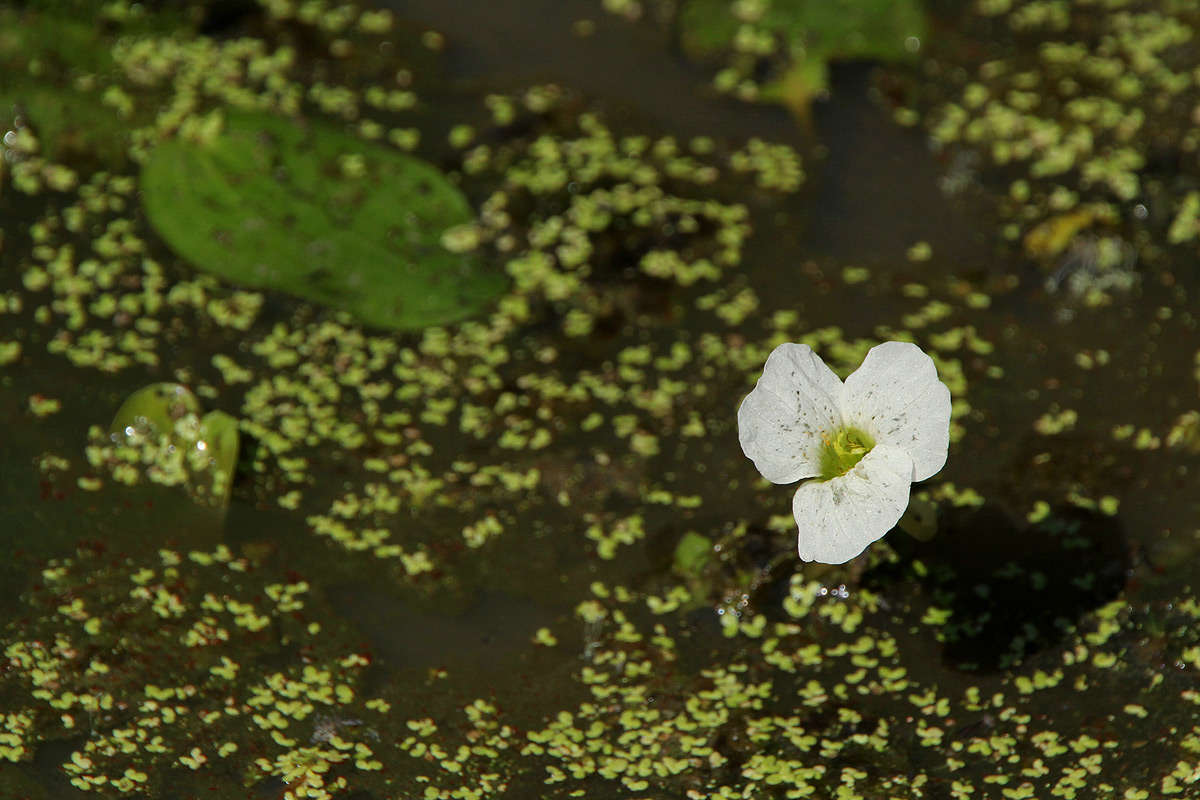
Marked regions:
[2,1,1199,798]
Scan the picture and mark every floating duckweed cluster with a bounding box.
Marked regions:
[6,7,972,562]
[513,572,1200,799]
[3,537,1198,798]
[9,164,270,374]
[0,544,383,798]
[448,100,806,335]
[200,272,990,578]
[919,0,1200,301]
[2,0,1197,797]
[0,542,543,799]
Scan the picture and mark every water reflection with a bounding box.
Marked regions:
[873,503,1128,672]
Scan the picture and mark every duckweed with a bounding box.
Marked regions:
[0,544,384,797]
[1,1,1198,798]
[916,0,1200,301]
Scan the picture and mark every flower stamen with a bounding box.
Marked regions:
[817,426,875,481]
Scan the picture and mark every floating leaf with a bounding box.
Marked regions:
[0,7,154,166]
[110,382,201,436]
[141,110,506,330]
[195,410,240,507]
[898,495,939,542]
[672,531,714,578]
[678,0,926,114]
[109,383,240,508]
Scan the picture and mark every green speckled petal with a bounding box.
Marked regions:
[738,342,843,484]
[841,341,951,482]
[792,442,912,564]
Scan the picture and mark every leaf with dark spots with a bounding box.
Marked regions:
[141,110,507,330]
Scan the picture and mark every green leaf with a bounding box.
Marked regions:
[0,9,132,165]
[673,531,714,578]
[682,0,926,62]
[110,382,202,437]
[679,0,926,114]
[898,495,939,542]
[196,411,240,507]
[141,110,507,330]
[110,383,240,509]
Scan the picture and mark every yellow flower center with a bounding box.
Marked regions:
[817,426,875,481]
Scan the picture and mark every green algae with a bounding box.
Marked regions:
[141,110,506,330]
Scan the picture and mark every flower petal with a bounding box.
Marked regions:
[840,341,951,482]
[792,443,913,564]
[738,343,843,484]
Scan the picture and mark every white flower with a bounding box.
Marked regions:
[737,341,952,564]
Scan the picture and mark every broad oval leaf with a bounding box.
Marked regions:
[110,382,201,437]
[141,111,506,330]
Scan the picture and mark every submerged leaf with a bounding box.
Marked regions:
[681,0,926,63]
[897,494,939,542]
[110,382,201,436]
[109,383,240,508]
[197,410,240,507]
[141,110,506,330]
[678,0,925,114]
[673,531,715,578]
[0,6,169,166]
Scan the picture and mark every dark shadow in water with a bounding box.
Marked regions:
[17,735,88,800]
[869,502,1129,672]
[194,0,261,35]
[381,0,797,142]
[805,61,995,270]
[325,582,554,676]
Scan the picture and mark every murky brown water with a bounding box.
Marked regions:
[2,1,1199,798]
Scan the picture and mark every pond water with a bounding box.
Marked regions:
[2,1,1199,799]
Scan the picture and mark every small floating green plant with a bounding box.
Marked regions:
[141,110,506,330]
[0,543,383,797]
[915,0,1200,301]
[104,382,240,507]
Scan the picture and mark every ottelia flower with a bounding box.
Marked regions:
[738,341,951,564]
